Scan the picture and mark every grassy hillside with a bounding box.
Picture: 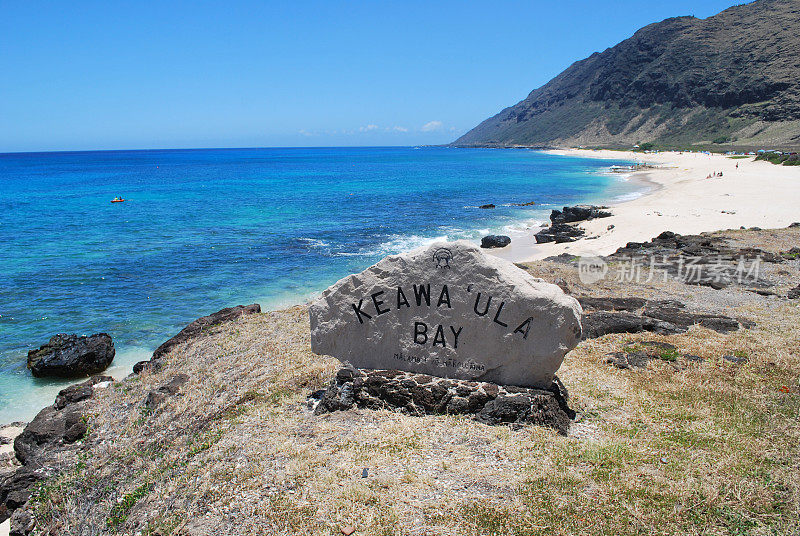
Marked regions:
[10,226,800,535]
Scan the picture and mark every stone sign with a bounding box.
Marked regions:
[309,241,583,388]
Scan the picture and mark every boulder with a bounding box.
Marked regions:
[480,235,511,249]
[0,469,42,523]
[310,365,574,434]
[309,241,582,388]
[8,507,34,536]
[27,333,114,378]
[535,223,585,244]
[143,374,189,409]
[788,284,800,299]
[1,375,112,524]
[550,205,612,224]
[14,376,113,466]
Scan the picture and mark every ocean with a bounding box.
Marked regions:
[0,146,639,422]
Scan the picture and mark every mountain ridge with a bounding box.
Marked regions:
[454,0,800,150]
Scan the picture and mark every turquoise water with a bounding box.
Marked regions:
[0,147,637,422]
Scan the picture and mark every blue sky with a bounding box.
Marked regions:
[1,0,744,152]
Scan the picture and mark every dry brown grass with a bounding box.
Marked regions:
[23,229,800,535]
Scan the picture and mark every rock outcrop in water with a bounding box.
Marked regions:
[534,205,609,244]
[26,333,114,378]
[480,235,511,248]
[551,205,612,224]
[535,223,585,244]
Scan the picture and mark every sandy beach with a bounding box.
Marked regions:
[490,149,800,263]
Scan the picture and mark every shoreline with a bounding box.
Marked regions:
[487,148,800,263]
[3,148,799,427]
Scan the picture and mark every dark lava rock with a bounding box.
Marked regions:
[550,205,612,224]
[581,311,684,339]
[606,351,651,369]
[14,375,113,466]
[134,304,261,373]
[132,359,163,375]
[2,375,113,524]
[144,374,189,409]
[8,507,34,536]
[479,204,496,209]
[606,341,702,370]
[788,284,800,299]
[152,304,260,360]
[310,365,574,435]
[535,223,585,244]
[643,302,742,333]
[692,278,730,290]
[0,469,43,523]
[609,231,783,292]
[789,222,800,228]
[27,333,114,378]
[578,296,748,338]
[578,296,647,312]
[543,253,581,265]
[697,317,740,333]
[745,288,777,296]
[480,235,511,249]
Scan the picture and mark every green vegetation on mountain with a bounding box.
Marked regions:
[454,0,800,150]
[756,152,800,165]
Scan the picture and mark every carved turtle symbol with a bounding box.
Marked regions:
[432,248,453,269]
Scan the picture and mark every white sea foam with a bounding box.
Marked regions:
[611,190,646,203]
[501,220,545,235]
[367,234,451,256]
[297,237,330,248]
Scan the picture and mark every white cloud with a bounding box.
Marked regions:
[391,126,408,132]
[359,124,379,132]
[421,120,444,132]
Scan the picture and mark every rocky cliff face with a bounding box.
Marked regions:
[454,0,800,150]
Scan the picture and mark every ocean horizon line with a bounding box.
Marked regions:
[0,144,459,157]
